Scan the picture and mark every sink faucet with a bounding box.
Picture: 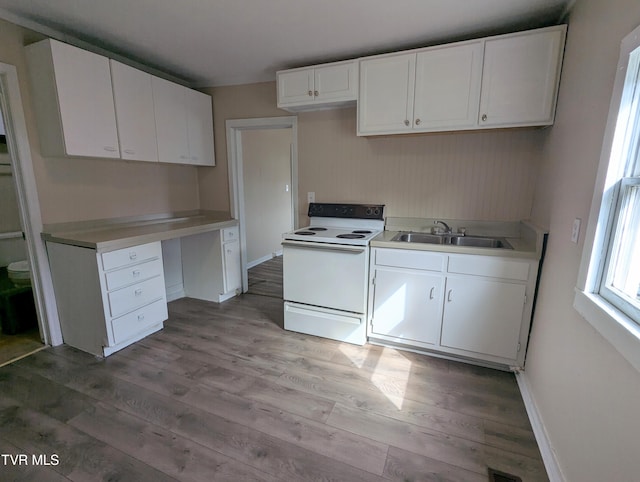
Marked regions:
[433,220,452,233]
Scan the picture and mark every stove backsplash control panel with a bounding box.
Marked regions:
[308,203,385,220]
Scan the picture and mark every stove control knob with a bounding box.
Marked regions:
[373,207,381,216]
[366,207,373,216]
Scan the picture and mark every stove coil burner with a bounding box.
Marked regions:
[308,227,328,231]
[336,233,366,239]
[352,230,372,234]
[294,230,317,235]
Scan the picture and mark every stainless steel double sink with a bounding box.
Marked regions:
[391,232,513,249]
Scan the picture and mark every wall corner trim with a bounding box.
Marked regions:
[515,371,566,482]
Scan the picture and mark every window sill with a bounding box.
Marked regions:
[574,289,640,373]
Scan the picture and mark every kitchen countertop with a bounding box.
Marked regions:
[370,218,547,260]
[41,210,237,252]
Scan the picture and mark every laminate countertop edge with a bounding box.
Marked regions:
[41,212,238,252]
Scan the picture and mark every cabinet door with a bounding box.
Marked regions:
[370,267,444,345]
[277,69,314,106]
[49,40,119,158]
[222,240,241,293]
[479,27,565,127]
[358,53,415,135]
[414,42,483,130]
[110,60,158,162]
[185,88,215,166]
[314,62,357,102]
[440,276,526,360]
[151,76,190,164]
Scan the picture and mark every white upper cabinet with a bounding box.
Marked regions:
[152,76,215,166]
[185,88,215,166]
[25,39,120,158]
[413,42,483,130]
[152,76,190,164]
[26,38,215,166]
[358,53,416,134]
[357,25,566,136]
[277,60,358,111]
[478,26,566,128]
[110,60,158,162]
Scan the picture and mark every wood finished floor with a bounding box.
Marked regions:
[0,327,43,367]
[0,273,548,481]
[247,256,283,299]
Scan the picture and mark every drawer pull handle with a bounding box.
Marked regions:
[135,288,143,296]
[124,149,135,154]
[132,270,141,277]
[129,252,137,260]
[447,289,453,302]
[429,287,435,300]
[137,313,145,321]
[103,146,117,152]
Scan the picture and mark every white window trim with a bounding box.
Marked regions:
[575,24,640,373]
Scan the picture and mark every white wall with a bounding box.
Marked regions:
[241,128,293,265]
[527,0,640,480]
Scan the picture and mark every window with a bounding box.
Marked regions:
[575,24,640,372]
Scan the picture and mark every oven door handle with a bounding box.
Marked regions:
[281,240,366,254]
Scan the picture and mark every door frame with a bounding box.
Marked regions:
[0,62,62,345]
[226,116,298,292]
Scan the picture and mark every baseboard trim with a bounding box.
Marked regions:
[247,252,281,269]
[165,283,185,302]
[515,371,565,482]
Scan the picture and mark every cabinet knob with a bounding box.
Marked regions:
[308,90,313,97]
[481,114,487,122]
[135,288,143,296]
[415,119,421,126]
[404,120,410,126]
[314,90,319,97]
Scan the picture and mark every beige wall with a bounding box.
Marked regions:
[242,128,293,264]
[0,18,200,224]
[203,82,546,226]
[528,1,640,480]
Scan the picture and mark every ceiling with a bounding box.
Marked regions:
[0,0,573,87]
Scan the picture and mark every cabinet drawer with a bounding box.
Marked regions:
[447,255,530,281]
[374,248,446,272]
[102,241,162,271]
[104,258,164,291]
[111,298,167,344]
[222,226,239,243]
[107,275,165,318]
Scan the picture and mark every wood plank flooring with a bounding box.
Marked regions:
[247,256,283,298]
[0,292,548,481]
[0,328,44,367]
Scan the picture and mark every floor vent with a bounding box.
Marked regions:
[488,468,522,482]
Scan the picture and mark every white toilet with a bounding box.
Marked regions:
[7,260,31,287]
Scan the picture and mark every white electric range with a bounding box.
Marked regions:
[282,203,384,345]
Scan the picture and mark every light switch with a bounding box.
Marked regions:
[571,218,581,243]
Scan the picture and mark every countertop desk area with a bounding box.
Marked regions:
[42,211,242,357]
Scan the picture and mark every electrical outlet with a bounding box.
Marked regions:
[571,218,581,243]
[307,192,315,203]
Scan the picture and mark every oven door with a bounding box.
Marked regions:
[282,240,368,313]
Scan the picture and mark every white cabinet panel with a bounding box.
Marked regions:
[371,267,444,345]
[479,27,565,127]
[440,276,526,360]
[222,240,241,293]
[25,39,119,158]
[185,88,215,166]
[278,69,314,105]
[314,62,358,102]
[152,76,190,164]
[414,42,483,130]
[358,53,415,134]
[110,60,158,162]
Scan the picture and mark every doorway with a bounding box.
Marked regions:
[226,117,298,293]
[0,61,62,363]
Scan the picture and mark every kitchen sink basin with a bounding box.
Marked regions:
[391,232,448,244]
[391,232,512,249]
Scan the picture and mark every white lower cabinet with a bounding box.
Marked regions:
[368,247,538,368]
[46,241,168,357]
[181,226,241,302]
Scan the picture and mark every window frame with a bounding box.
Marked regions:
[575,24,640,373]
